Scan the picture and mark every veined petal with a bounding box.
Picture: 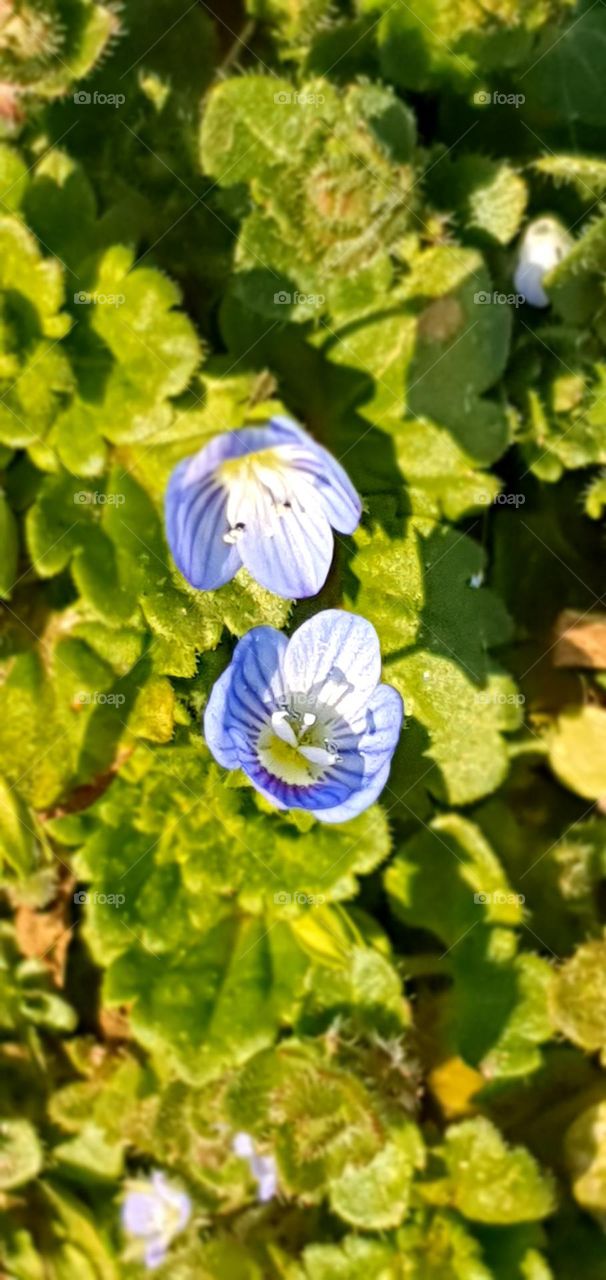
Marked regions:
[265,415,361,534]
[265,414,315,447]
[203,666,240,770]
[237,744,358,812]
[310,758,393,824]
[174,427,283,485]
[165,466,240,590]
[284,610,381,722]
[359,683,404,776]
[238,484,333,599]
[225,627,288,741]
[287,446,362,534]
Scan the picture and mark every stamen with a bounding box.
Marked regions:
[298,744,337,767]
[222,522,246,545]
[271,710,298,747]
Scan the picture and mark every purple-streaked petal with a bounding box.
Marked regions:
[284,610,381,723]
[265,414,311,445]
[238,485,333,599]
[165,468,240,590]
[235,736,359,812]
[264,416,361,534]
[359,683,403,776]
[226,627,289,736]
[172,428,280,485]
[288,447,361,534]
[310,757,393,824]
[144,1240,167,1270]
[203,665,241,769]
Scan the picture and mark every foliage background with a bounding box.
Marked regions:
[1,0,606,1275]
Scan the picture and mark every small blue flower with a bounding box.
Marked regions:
[165,415,361,598]
[121,1170,191,1270]
[204,609,403,824]
[232,1132,278,1203]
[513,216,572,308]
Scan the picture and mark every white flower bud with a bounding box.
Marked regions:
[514,216,573,308]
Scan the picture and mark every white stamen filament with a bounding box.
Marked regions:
[271,710,298,747]
[223,525,245,545]
[298,744,337,767]
[257,702,341,784]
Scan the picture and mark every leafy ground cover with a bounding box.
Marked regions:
[1,0,606,1275]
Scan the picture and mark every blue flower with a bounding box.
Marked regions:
[165,415,361,598]
[204,609,403,824]
[121,1170,191,1270]
[513,216,572,308]
[232,1132,278,1203]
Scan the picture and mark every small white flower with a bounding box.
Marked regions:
[514,216,573,308]
[232,1131,278,1203]
[121,1170,191,1270]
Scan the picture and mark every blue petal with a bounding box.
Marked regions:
[204,628,288,770]
[204,666,240,769]
[236,738,361,813]
[238,489,333,599]
[165,464,240,590]
[284,610,381,724]
[310,758,393,824]
[143,1240,167,1270]
[267,416,361,534]
[165,428,289,590]
[226,627,288,731]
[359,683,403,776]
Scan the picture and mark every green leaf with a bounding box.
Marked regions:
[442,1117,556,1223]
[104,916,308,1084]
[0,492,19,598]
[521,1,606,127]
[51,1124,124,1184]
[0,1119,42,1189]
[429,156,528,245]
[303,1234,400,1280]
[0,775,35,877]
[328,1126,423,1229]
[549,706,606,800]
[549,938,606,1055]
[564,1101,606,1213]
[386,813,526,946]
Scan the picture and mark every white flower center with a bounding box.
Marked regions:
[257,702,340,784]
[217,446,314,543]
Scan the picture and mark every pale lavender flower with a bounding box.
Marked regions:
[165,415,361,598]
[232,1131,278,1203]
[121,1170,191,1269]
